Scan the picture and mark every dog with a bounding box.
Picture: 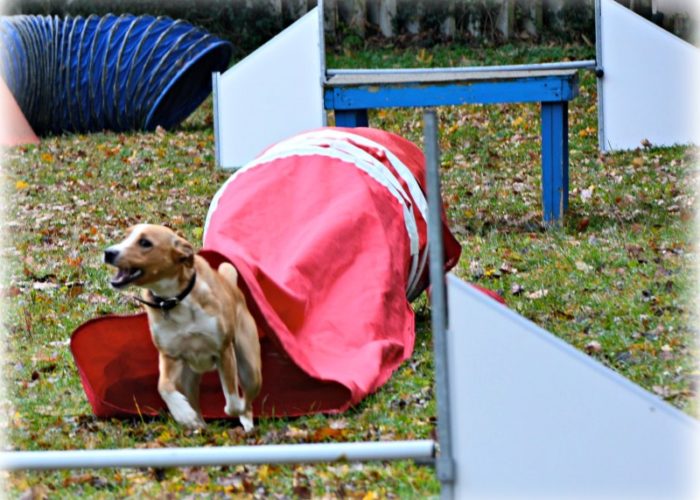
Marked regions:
[103,224,261,431]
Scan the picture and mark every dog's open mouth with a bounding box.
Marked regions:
[110,267,143,288]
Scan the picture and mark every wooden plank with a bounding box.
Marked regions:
[325,68,578,86]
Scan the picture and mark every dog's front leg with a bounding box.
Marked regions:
[158,353,205,429]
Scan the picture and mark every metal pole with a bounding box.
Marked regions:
[595,0,606,151]
[327,59,596,77]
[0,440,435,472]
[423,110,454,500]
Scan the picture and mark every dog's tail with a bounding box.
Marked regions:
[218,262,239,287]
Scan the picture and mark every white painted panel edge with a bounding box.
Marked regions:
[599,0,700,150]
[214,8,325,168]
[446,273,699,499]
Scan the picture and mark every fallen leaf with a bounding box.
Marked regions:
[576,217,590,232]
[312,426,348,442]
[585,340,602,354]
[660,344,674,360]
[329,418,348,430]
[499,262,517,274]
[484,268,501,279]
[63,473,97,487]
[285,425,309,440]
[32,282,58,291]
[469,260,484,279]
[183,466,209,485]
[257,464,270,481]
[15,180,30,190]
[575,261,593,273]
[19,485,48,500]
[652,385,670,397]
[580,187,594,202]
[525,289,548,299]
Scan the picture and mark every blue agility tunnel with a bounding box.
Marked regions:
[0,14,232,134]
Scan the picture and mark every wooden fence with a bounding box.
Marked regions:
[6,0,695,50]
[259,0,595,42]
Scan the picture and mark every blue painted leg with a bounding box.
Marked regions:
[540,101,569,224]
[562,101,569,212]
[334,109,369,127]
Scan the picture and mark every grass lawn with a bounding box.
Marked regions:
[1,42,697,498]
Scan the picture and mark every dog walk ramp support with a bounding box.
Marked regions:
[0,440,435,471]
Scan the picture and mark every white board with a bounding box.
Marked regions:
[446,274,699,499]
[213,8,325,168]
[599,0,700,150]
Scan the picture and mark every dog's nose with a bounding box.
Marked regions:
[104,248,119,265]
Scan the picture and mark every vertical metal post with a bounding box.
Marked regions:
[423,110,454,499]
[212,71,223,168]
[595,0,606,151]
[317,0,328,126]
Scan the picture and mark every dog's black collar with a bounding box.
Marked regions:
[135,272,197,312]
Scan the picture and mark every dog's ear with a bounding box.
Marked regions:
[172,237,194,267]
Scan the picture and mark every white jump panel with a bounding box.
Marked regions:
[446,274,698,499]
[213,8,325,168]
[599,0,700,150]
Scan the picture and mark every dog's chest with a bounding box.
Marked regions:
[151,301,224,373]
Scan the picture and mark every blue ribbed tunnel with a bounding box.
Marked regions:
[0,14,233,134]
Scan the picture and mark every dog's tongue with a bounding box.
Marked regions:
[111,268,133,287]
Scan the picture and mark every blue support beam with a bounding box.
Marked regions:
[325,77,578,110]
[323,68,579,223]
[335,109,369,127]
[541,101,569,223]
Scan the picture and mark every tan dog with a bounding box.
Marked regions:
[104,224,261,431]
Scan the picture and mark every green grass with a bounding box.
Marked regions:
[1,42,697,497]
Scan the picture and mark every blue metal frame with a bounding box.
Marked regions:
[325,76,578,110]
[335,109,369,127]
[541,101,569,222]
[324,72,579,224]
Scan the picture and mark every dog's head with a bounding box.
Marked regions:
[104,224,194,289]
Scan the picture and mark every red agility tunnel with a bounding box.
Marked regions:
[71,127,501,420]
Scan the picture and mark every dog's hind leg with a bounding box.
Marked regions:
[219,261,261,432]
[234,306,262,433]
[218,342,246,418]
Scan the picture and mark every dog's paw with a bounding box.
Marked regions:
[164,391,206,429]
[239,414,254,433]
[224,395,246,416]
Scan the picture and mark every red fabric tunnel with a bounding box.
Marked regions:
[71,127,501,420]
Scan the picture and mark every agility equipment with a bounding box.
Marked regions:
[4,112,697,500]
[0,76,38,146]
[0,14,232,134]
[596,0,700,150]
[212,3,593,224]
[69,126,483,419]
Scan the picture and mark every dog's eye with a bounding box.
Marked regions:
[138,238,153,248]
